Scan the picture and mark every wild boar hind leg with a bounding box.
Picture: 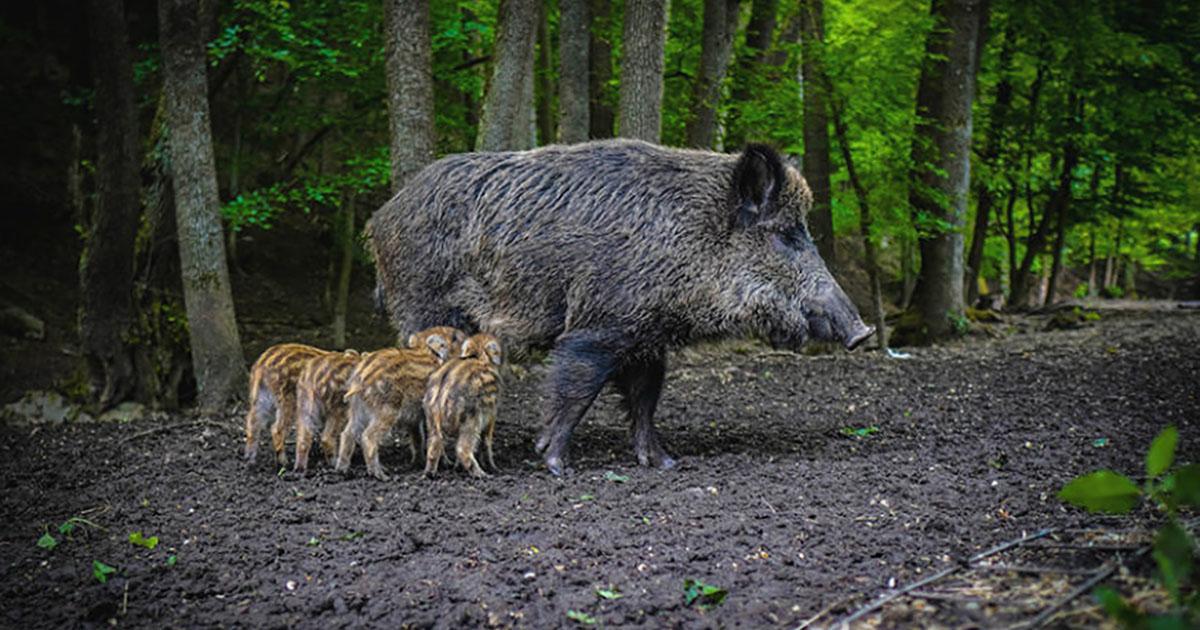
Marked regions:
[534,330,624,476]
[615,357,676,470]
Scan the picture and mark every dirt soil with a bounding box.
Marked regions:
[2,309,1198,628]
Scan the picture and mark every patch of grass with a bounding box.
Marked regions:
[566,609,597,625]
[92,560,117,584]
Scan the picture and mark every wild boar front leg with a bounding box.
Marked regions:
[269,392,296,468]
[615,357,675,470]
[535,330,622,476]
[243,384,275,465]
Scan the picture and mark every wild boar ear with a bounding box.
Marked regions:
[459,339,476,359]
[406,333,419,348]
[731,143,786,229]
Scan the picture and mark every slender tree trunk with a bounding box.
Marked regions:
[1087,228,1097,296]
[685,0,739,149]
[908,0,986,339]
[619,0,670,143]
[536,4,555,144]
[384,0,435,191]
[518,30,538,149]
[1010,90,1080,310]
[964,19,1014,306]
[82,0,141,409]
[901,233,916,309]
[478,0,539,151]
[332,196,355,348]
[558,0,591,143]
[588,0,615,138]
[800,0,835,264]
[727,0,777,147]
[1002,178,1018,294]
[827,81,887,348]
[159,0,246,412]
[1044,193,1069,306]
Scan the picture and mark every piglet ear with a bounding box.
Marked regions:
[406,333,419,348]
[459,339,476,359]
[485,340,503,365]
[731,143,786,228]
[426,334,450,360]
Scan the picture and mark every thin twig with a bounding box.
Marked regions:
[121,580,130,616]
[118,419,237,445]
[796,595,854,630]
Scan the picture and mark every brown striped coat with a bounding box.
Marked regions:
[422,333,503,478]
[335,328,463,480]
[243,343,328,467]
[293,349,361,473]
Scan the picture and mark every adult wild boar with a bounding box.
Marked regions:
[368,139,873,475]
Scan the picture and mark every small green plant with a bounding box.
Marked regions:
[1074,283,1090,299]
[92,560,117,584]
[166,555,178,566]
[307,537,321,547]
[128,531,159,550]
[948,310,970,335]
[339,531,364,542]
[1102,285,1125,299]
[596,587,623,600]
[1058,426,1200,626]
[36,516,103,551]
[566,609,597,625]
[603,471,629,483]
[683,578,728,610]
[841,425,880,438]
[36,531,58,551]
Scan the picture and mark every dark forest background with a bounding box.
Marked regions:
[0,0,1197,412]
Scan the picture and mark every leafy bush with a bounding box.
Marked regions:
[1059,426,1199,626]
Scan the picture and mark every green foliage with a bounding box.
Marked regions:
[128,531,160,550]
[683,578,728,609]
[841,425,880,438]
[92,560,117,584]
[596,587,623,600]
[1060,426,1200,626]
[36,532,57,551]
[566,609,597,625]
[603,471,629,484]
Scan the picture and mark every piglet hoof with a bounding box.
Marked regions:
[534,431,551,454]
[470,467,491,479]
[369,468,391,482]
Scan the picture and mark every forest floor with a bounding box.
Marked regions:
[2,307,1198,628]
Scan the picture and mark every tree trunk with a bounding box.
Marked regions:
[1086,228,1097,297]
[901,233,916,309]
[1043,191,1069,307]
[908,0,986,339]
[1009,89,1080,310]
[727,0,776,147]
[477,0,539,151]
[1002,177,1018,294]
[159,0,246,412]
[332,196,355,348]
[384,0,435,191]
[964,18,1014,306]
[82,0,141,410]
[536,4,555,144]
[618,0,670,143]
[518,29,538,149]
[558,0,590,143]
[826,79,887,348]
[685,0,739,149]
[800,0,835,265]
[588,0,615,139]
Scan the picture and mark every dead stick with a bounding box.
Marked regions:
[796,595,854,630]
[118,419,237,445]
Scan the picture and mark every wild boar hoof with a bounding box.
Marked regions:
[544,454,569,477]
[534,432,551,454]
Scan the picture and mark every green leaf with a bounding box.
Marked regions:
[1153,521,1193,603]
[166,555,178,566]
[58,521,77,536]
[604,471,629,483]
[578,494,595,502]
[566,609,597,625]
[93,560,117,584]
[1092,437,1109,448]
[339,531,364,542]
[596,588,623,600]
[1093,586,1144,626]
[37,532,58,550]
[129,531,159,549]
[307,537,321,547]
[1058,470,1141,514]
[1174,464,1200,507]
[683,578,728,609]
[1146,426,1178,479]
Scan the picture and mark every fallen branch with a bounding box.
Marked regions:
[118,419,237,445]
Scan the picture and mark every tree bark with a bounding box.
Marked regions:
[588,0,616,138]
[536,3,555,144]
[727,0,776,147]
[685,0,739,149]
[826,79,887,348]
[1009,89,1080,310]
[159,0,246,412]
[477,0,539,151]
[332,196,355,348]
[964,18,1014,306]
[384,0,435,191]
[618,0,670,143]
[558,0,590,143]
[800,0,835,265]
[908,0,986,340]
[82,0,141,410]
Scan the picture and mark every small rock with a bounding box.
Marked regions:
[98,402,146,424]
[2,390,83,426]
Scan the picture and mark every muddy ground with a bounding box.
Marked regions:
[1,309,1197,628]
